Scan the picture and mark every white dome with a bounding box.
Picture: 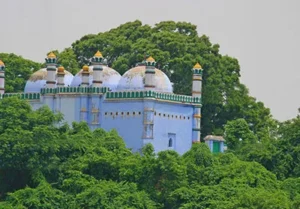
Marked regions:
[116,66,173,93]
[24,68,74,93]
[70,66,121,91]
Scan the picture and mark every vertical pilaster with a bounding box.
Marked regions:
[80,95,88,122]
[192,63,203,143]
[45,52,57,88]
[0,60,5,95]
[142,101,155,146]
[91,51,103,88]
[82,65,90,87]
[144,56,156,90]
[57,66,65,87]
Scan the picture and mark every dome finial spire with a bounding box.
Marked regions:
[47,52,56,59]
[146,56,156,67]
[193,62,202,69]
[146,56,155,62]
[94,50,103,58]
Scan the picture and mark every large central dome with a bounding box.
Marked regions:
[116,66,173,93]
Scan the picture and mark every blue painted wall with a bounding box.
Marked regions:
[151,102,193,154]
[29,95,195,154]
[101,100,144,152]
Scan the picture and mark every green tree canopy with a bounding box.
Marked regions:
[0,53,42,93]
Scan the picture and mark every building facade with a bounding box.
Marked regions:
[0,51,210,154]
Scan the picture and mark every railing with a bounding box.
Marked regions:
[0,88,201,104]
[40,86,109,95]
[1,93,41,100]
[106,90,201,104]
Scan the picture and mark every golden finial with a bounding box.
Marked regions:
[146,56,155,62]
[94,50,103,58]
[57,66,65,72]
[193,62,202,69]
[47,52,56,58]
[0,60,4,66]
[82,65,89,71]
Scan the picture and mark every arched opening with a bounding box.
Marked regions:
[168,138,173,147]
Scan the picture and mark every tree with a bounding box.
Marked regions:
[0,53,41,93]
[0,97,63,196]
[224,118,257,150]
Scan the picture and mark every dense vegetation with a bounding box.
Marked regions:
[0,97,299,209]
[1,21,300,208]
[0,53,41,93]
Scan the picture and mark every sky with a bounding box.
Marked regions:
[1,0,300,121]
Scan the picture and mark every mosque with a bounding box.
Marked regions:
[0,51,225,154]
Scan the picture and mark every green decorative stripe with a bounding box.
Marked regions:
[92,57,103,63]
[106,90,201,104]
[0,75,5,78]
[192,128,201,131]
[193,69,203,75]
[40,86,109,95]
[92,80,103,84]
[1,93,41,100]
[145,71,155,74]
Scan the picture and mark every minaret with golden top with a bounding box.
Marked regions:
[57,66,65,87]
[144,56,156,90]
[91,50,104,88]
[82,65,90,87]
[0,60,5,95]
[192,62,203,143]
[192,62,202,97]
[45,52,57,88]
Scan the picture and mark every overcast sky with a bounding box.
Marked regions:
[1,0,299,121]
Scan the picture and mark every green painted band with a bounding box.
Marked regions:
[145,71,155,74]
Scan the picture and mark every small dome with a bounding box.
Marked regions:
[47,52,56,59]
[94,50,103,58]
[116,66,173,93]
[193,62,202,69]
[57,66,65,73]
[146,56,155,62]
[24,68,74,93]
[70,66,121,91]
[82,65,89,71]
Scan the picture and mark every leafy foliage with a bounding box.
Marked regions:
[0,53,42,93]
[0,97,298,208]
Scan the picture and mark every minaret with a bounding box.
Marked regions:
[0,60,5,95]
[45,52,57,88]
[144,56,156,90]
[91,51,103,87]
[82,65,90,87]
[57,66,65,87]
[192,62,203,143]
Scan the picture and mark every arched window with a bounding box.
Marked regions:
[168,138,173,147]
